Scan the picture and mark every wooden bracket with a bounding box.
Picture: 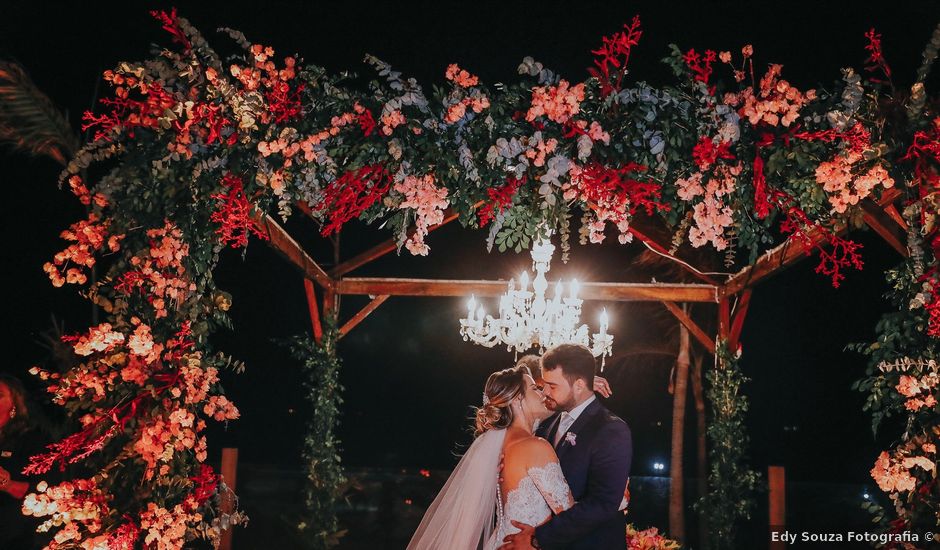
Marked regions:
[728,290,752,350]
[338,295,390,338]
[303,278,323,344]
[661,301,716,355]
[861,201,909,257]
[718,298,731,342]
[255,212,334,290]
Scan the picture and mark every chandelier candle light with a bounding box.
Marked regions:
[459,238,614,365]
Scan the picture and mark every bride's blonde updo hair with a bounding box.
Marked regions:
[473,365,530,437]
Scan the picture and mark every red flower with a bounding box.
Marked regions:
[773,190,863,288]
[210,174,268,248]
[150,9,191,52]
[82,82,176,142]
[588,16,643,98]
[580,163,668,218]
[478,176,523,228]
[189,464,220,504]
[692,137,734,170]
[265,81,305,124]
[864,28,892,84]
[358,108,377,136]
[314,164,391,236]
[683,49,717,93]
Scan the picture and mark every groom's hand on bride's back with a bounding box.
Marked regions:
[498,521,536,550]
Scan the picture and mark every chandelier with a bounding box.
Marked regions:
[458,237,613,362]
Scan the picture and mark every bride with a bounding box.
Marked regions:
[407,364,574,549]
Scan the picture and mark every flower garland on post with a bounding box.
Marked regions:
[851,205,940,537]
[693,341,760,550]
[282,328,347,549]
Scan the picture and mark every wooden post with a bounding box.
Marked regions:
[220,447,239,550]
[669,320,690,541]
[690,353,709,550]
[768,465,786,550]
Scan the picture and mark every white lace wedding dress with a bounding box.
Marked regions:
[407,429,575,550]
[491,462,574,547]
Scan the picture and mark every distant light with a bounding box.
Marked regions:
[419,469,431,478]
[863,493,870,500]
[653,462,666,472]
[404,499,413,505]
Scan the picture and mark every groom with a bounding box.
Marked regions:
[500,344,632,550]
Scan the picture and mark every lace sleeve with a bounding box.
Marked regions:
[527,462,574,515]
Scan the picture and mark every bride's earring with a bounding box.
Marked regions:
[9,406,15,419]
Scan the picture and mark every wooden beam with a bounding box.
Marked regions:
[303,278,323,344]
[329,202,483,278]
[338,295,390,338]
[661,301,716,354]
[255,212,334,290]
[337,277,720,303]
[861,201,909,257]
[722,190,902,296]
[729,290,752,350]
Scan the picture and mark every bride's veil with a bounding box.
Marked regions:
[407,428,507,550]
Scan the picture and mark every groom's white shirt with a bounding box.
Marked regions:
[553,394,596,446]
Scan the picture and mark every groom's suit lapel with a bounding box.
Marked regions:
[542,412,562,446]
[555,398,603,459]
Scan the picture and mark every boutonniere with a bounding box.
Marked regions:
[564,432,577,446]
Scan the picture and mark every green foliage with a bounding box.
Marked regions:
[282,328,347,550]
[694,340,761,550]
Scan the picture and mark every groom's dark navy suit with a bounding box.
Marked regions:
[533,397,632,550]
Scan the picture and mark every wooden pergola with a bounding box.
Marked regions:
[238,187,907,546]
[255,186,905,354]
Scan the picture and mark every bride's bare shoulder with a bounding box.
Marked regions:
[506,435,557,466]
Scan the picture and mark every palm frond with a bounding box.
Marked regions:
[0,60,79,165]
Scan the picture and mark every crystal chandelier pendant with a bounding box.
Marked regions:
[459,236,614,364]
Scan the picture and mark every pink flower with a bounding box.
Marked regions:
[394,174,449,256]
[587,121,610,145]
[870,451,917,493]
[444,102,467,124]
[381,110,406,135]
[896,375,920,398]
[445,63,479,88]
[526,80,585,124]
[71,323,125,356]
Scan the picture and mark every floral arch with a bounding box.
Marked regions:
[8,8,940,549]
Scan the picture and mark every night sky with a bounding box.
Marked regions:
[2,0,937,488]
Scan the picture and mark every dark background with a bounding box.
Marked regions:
[1,0,937,513]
